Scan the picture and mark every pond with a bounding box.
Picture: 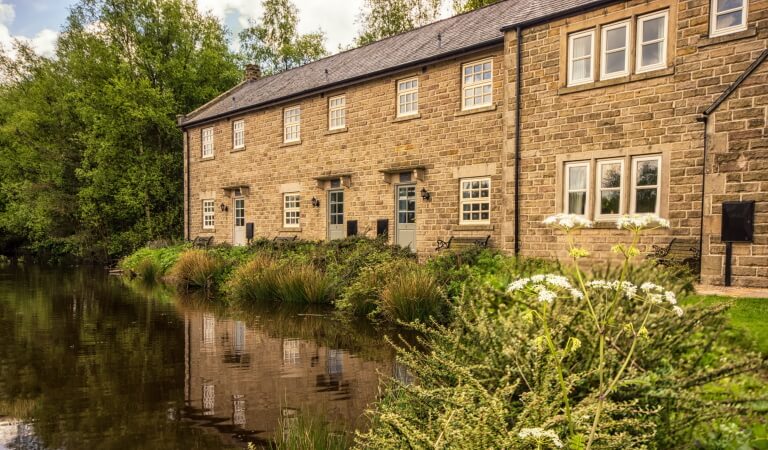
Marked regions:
[0,266,400,449]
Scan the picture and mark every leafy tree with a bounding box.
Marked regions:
[0,0,241,260]
[452,0,501,13]
[238,0,327,76]
[355,0,443,46]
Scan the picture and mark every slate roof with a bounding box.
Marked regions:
[180,0,611,127]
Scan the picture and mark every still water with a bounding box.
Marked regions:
[0,266,397,449]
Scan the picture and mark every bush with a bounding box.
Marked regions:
[379,263,446,323]
[226,253,281,302]
[168,250,222,291]
[337,260,403,318]
[135,257,161,283]
[276,263,335,304]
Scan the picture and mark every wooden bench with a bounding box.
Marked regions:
[192,236,214,249]
[436,235,491,251]
[273,235,298,244]
[649,238,701,271]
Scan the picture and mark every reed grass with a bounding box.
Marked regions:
[276,264,335,304]
[227,254,281,302]
[168,250,222,291]
[379,264,446,323]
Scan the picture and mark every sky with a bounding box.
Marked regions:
[0,0,401,58]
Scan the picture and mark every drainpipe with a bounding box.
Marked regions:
[185,130,191,241]
[514,26,522,255]
[696,114,708,282]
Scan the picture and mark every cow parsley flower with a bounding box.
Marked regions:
[673,306,684,317]
[536,287,557,304]
[507,274,581,302]
[543,214,593,231]
[616,214,670,231]
[518,427,564,448]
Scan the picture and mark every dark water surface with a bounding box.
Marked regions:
[0,266,396,449]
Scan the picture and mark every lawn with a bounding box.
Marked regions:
[686,295,768,354]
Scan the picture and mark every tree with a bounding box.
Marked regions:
[239,0,327,76]
[0,0,241,260]
[355,0,443,46]
[452,0,501,13]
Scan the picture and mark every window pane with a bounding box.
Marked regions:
[600,163,622,188]
[642,17,664,41]
[568,166,587,190]
[717,0,742,12]
[605,26,626,51]
[600,191,621,215]
[605,50,626,73]
[572,58,591,80]
[636,160,658,186]
[569,192,586,215]
[716,11,743,28]
[635,189,657,213]
[641,42,662,67]
[572,35,592,57]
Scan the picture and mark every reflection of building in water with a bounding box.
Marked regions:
[393,360,414,385]
[0,420,45,450]
[184,311,392,443]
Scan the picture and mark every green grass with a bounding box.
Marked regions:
[685,295,768,354]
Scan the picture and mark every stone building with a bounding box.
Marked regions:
[179,0,767,287]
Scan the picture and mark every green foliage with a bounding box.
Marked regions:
[168,250,223,292]
[356,0,443,46]
[379,262,446,323]
[0,0,241,260]
[238,0,327,75]
[337,259,403,318]
[686,295,768,354]
[135,257,161,283]
[276,263,335,304]
[268,414,350,450]
[453,0,502,13]
[226,253,281,302]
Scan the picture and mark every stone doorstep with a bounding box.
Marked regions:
[695,285,768,299]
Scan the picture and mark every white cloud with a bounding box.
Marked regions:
[0,0,58,58]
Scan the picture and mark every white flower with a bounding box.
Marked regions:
[518,427,564,448]
[616,214,670,231]
[537,287,557,304]
[648,293,664,304]
[664,291,677,305]
[673,306,684,317]
[570,288,584,300]
[507,278,530,292]
[545,275,572,289]
[543,214,593,231]
[640,282,662,293]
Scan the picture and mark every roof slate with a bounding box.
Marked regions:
[181,0,608,127]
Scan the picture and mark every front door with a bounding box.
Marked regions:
[233,197,246,246]
[327,190,345,240]
[396,184,416,251]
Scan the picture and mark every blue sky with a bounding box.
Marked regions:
[0,0,389,58]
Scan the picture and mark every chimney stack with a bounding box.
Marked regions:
[244,64,261,81]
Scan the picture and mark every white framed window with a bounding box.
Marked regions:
[601,21,630,80]
[202,127,214,158]
[232,120,245,149]
[564,162,590,216]
[631,155,662,215]
[202,199,215,229]
[636,10,668,73]
[283,193,300,228]
[459,177,491,224]
[461,59,493,110]
[283,106,301,143]
[568,29,595,86]
[595,159,624,220]
[329,95,346,130]
[710,0,748,37]
[397,78,419,117]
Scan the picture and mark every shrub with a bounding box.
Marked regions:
[168,250,222,292]
[226,253,281,302]
[276,264,335,304]
[379,263,446,323]
[135,257,161,283]
[337,260,403,318]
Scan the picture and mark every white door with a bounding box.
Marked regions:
[233,197,246,246]
[327,190,346,240]
[395,184,417,251]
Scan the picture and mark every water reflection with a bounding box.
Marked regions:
[0,266,396,449]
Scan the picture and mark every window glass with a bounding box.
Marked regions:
[397,78,419,117]
[460,178,491,223]
[203,200,215,229]
[598,160,623,217]
[601,22,629,78]
[329,95,346,129]
[284,106,301,142]
[202,127,214,158]
[233,121,245,149]
[632,156,661,214]
[637,11,667,72]
[565,163,588,215]
[568,30,594,85]
[284,193,300,227]
[712,0,746,35]
[462,60,493,109]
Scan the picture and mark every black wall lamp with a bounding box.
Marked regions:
[311,197,321,208]
[220,203,228,212]
[421,188,431,201]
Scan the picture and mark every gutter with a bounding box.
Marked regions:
[514,26,522,255]
[178,39,504,130]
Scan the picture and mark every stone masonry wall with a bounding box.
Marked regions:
[185,48,505,255]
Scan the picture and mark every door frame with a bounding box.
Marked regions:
[394,182,417,251]
[327,189,345,241]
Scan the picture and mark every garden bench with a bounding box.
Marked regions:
[436,235,491,251]
[273,235,298,244]
[192,236,214,249]
[648,238,700,271]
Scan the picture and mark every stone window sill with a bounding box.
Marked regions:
[281,227,302,232]
[393,113,421,123]
[279,140,302,148]
[230,147,246,153]
[202,228,216,232]
[558,67,675,95]
[699,27,756,48]
[455,104,497,117]
[200,156,215,162]
[325,127,348,136]
[453,224,494,232]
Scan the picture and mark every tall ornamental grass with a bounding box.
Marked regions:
[379,263,446,323]
[276,263,335,304]
[168,250,222,292]
[358,214,764,449]
[227,254,281,301]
